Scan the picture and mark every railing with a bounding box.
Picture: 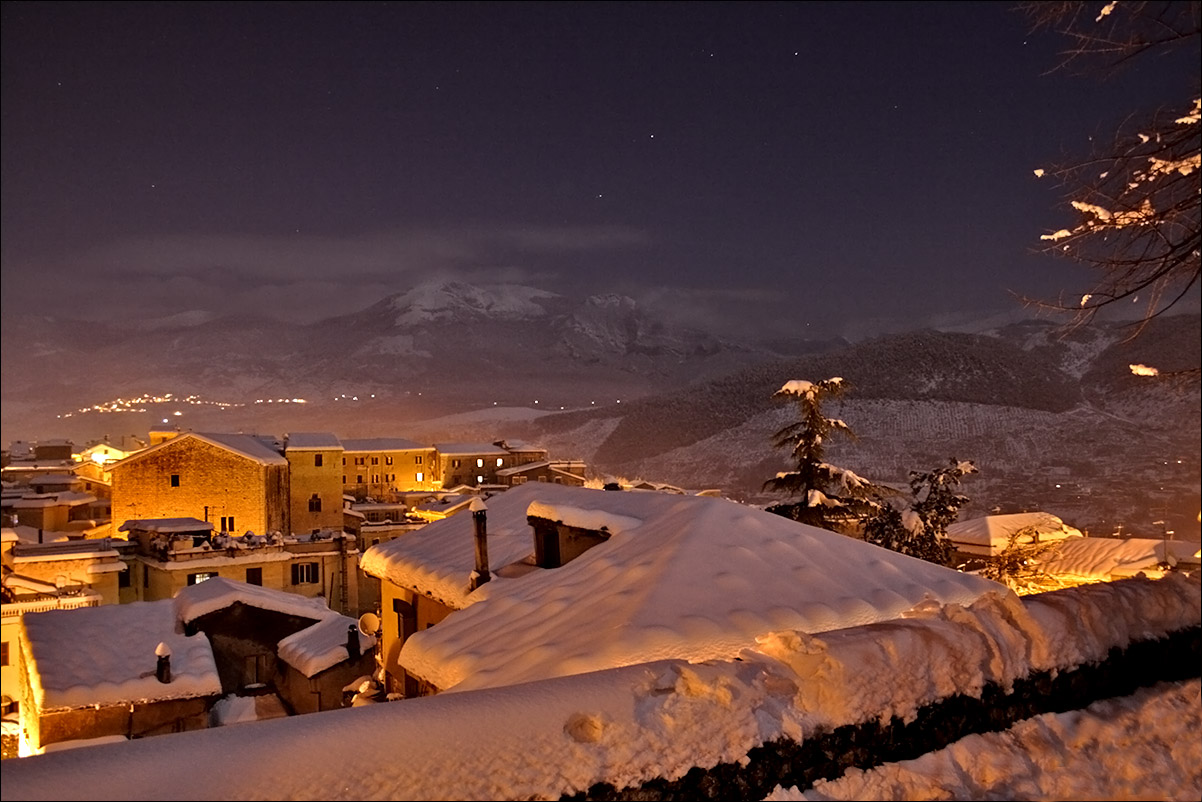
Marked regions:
[0,594,101,618]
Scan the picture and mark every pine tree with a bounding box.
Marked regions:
[763,378,882,529]
[863,458,977,566]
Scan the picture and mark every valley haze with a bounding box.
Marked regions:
[3,280,1198,543]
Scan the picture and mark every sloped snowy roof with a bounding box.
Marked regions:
[372,484,1006,692]
[277,615,376,677]
[21,601,221,711]
[1036,536,1201,580]
[341,437,427,451]
[9,491,96,508]
[114,432,287,468]
[284,432,343,450]
[173,576,335,626]
[434,442,509,456]
[946,512,1081,555]
[119,517,214,534]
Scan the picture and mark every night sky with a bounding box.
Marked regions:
[2,1,1195,340]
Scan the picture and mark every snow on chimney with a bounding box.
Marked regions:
[469,497,490,590]
[155,642,172,683]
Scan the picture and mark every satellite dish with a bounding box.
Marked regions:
[357,612,381,637]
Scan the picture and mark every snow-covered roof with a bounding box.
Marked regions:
[277,615,376,678]
[284,432,343,450]
[115,432,288,468]
[434,442,509,456]
[366,484,1005,692]
[119,517,214,534]
[9,491,96,509]
[341,437,427,451]
[945,512,1081,555]
[22,473,78,485]
[21,601,221,711]
[496,460,552,476]
[1036,536,1201,581]
[173,576,335,625]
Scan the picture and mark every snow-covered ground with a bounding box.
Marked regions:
[769,678,1202,802]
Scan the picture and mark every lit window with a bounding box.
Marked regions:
[496,458,504,467]
[476,475,484,484]
[187,572,217,586]
[291,562,319,584]
[416,472,424,482]
[476,458,484,468]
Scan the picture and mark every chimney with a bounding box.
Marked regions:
[346,624,361,659]
[469,498,490,590]
[155,642,172,684]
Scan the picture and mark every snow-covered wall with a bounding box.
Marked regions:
[1,574,1197,802]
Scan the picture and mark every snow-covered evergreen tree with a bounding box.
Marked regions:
[763,378,882,529]
[863,458,977,566]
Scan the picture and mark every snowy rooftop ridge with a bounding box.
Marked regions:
[380,485,1005,692]
[277,615,376,678]
[21,601,221,711]
[173,576,337,626]
[3,574,1196,801]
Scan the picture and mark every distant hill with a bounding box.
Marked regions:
[2,283,1196,539]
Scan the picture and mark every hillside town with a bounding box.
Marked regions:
[2,414,1197,778]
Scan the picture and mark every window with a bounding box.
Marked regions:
[1,641,8,666]
[221,516,235,532]
[170,474,180,487]
[513,476,527,485]
[355,457,365,466]
[371,474,379,483]
[342,457,346,466]
[342,475,346,484]
[476,475,484,484]
[308,493,322,512]
[291,562,319,585]
[356,474,363,484]
[187,572,217,586]
[371,457,379,465]
[119,566,131,588]
[451,459,461,468]
[476,458,484,468]
[385,456,393,465]
[415,455,423,465]
[315,454,323,467]
[143,564,149,588]
[415,471,424,482]
[246,567,262,586]
[496,458,504,467]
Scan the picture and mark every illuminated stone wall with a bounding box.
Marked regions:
[111,436,288,536]
[285,447,345,534]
